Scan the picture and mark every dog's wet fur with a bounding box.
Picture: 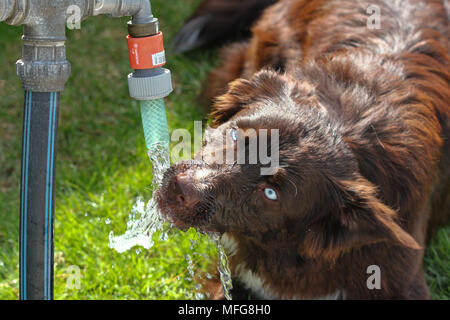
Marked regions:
[156,0,449,299]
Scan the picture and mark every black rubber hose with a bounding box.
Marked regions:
[20,91,60,300]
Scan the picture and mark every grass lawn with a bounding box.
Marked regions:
[0,0,448,300]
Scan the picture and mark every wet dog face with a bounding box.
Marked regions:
[156,70,419,255]
[155,117,302,235]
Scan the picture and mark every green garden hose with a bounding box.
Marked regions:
[140,99,170,151]
[140,98,171,186]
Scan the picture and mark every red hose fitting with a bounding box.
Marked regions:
[127,32,166,69]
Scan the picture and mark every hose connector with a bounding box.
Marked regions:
[16,41,71,92]
[128,68,172,101]
[126,19,173,101]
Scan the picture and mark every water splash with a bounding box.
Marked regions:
[108,141,234,300]
[108,143,170,253]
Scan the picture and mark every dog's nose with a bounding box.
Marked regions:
[172,171,200,208]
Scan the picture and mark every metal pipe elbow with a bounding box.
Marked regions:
[132,0,154,24]
[0,0,26,24]
[0,0,11,22]
[92,0,154,22]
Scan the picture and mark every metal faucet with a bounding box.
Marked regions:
[0,0,156,92]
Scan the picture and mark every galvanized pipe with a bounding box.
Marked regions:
[0,0,155,92]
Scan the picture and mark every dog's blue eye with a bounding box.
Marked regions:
[231,129,238,141]
[264,188,278,201]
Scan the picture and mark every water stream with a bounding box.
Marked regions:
[108,143,170,253]
[212,235,233,300]
[108,141,233,299]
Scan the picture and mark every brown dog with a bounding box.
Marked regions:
[157,0,450,299]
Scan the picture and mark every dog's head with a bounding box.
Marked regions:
[156,70,420,259]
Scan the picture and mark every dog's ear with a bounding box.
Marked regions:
[299,175,421,260]
[210,70,287,127]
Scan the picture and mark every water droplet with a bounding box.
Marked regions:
[194,252,209,259]
[160,230,168,241]
[195,292,205,300]
[89,201,98,208]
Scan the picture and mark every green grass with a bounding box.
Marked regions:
[424,229,450,299]
[0,0,448,300]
